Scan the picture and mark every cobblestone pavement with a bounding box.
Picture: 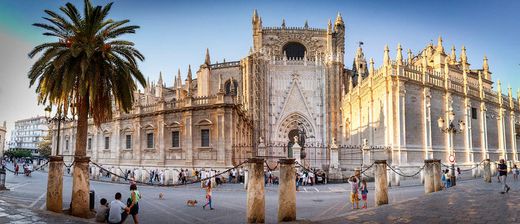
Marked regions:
[309,178,520,224]
[0,199,92,224]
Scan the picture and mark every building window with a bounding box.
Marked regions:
[87,138,92,150]
[65,138,69,151]
[225,80,239,96]
[104,136,110,150]
[201,129,210,147]
[172,131,180,148]
[146,133,154,149]
[471,107,477,120]
[126,135,132,149]
[282,42,306,59]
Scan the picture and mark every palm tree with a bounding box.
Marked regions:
[29,0,146,217]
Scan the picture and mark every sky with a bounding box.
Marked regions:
[0,0,519,142]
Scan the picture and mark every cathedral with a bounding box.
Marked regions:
[53,11,519,177]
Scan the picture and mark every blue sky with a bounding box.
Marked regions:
[0,0,519,139]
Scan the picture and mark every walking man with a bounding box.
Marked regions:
[498,159,510,194]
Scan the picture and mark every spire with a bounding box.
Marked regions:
[218,74,223,93]
[421,51,428,70]
[158,72,163,86]
[460,45,467,64]
[396,43,403,65]
[369,58,375,76]
[304,20,308,29]
[407,49,413,64]
[204,48,211,65]
[327,19,332,34]
[436,36,444,53]
[383,44,390,66]
[335,12,344,26]
[450,46,457,64]
[483,55,489,74]
[176,69,181,89]
[252,9,259,22]
[187,64,192,81]
[281,19,286,29]
[497,79,503,104]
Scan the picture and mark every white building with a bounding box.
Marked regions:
[10,116,48,154]
[0,121,6,158]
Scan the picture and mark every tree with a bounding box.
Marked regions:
[28,0,145,217]
[37,134,52,158]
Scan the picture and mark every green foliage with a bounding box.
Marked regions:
[37,134,52,158]
[5,149,33,158]
[28,0,146,125]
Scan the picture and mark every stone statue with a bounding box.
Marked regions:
[298,123,307,147]
[293,135,299,145]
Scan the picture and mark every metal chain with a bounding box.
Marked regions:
[387,164,425,178]
[33,161,50,171]
[264,160,279,171]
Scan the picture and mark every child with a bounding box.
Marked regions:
[513,165,519,181]
[360,179,368,209]
[203,180,214,210]
[349,176,359,209]
[95,198,109,223]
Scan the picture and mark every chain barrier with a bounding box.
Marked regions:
[387,164,425,178]
[90,158,251,188]
[264,160,279,171]
[360,162,375,175]
[441,159,487,172]
[32,160,50,171]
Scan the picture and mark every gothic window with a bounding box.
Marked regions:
[283,42,306,59]
[225,80,238,96]
[125,135,132,149]
[146,133,154,149]
[471,107,477,120]
[104,136,110,150]
[65,137,69,151]
[172,131,180,148]
[87,138,92,150]
[201,129,210,147]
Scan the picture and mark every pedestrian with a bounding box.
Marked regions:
[239,167,244,183]
[95,198,109,223]
[159,170,165,185]
[231,168,237,183]
[512,165,519,181]
[295,172,300,191]
[498,159,510,194]
[203,180,214,210]
[360,179,368,209]
[349,175,360,209]
[128,184,141,223]
[444,169,451,188]
[15,163,19,175]
[457,167,461,179]
[108,192,129,224]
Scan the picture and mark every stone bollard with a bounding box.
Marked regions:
[386,167,392,187]
[244,169,249,190]
[374,160,389,206]
[490,162,496,176]
[278,159,296,222]
[246,158,265,223]
[164,169,170,185]
[47,156,64,213]
[393,166,401,186]
[423,160,435,194]
[71,156,91,218]
[111,167,117,182]
[420,169,425,185]
[432,160,442,192]
[483,159,491,183]
[471,164,478,178]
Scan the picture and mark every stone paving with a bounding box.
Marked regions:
[307,178,520,224]
[0,199,91,224]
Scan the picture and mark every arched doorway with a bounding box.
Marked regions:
[282,42,306,59]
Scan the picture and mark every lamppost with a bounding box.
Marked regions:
[45,106,70,156]
[437,111,465,186]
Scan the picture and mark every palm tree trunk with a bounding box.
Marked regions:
[71,93,91,218]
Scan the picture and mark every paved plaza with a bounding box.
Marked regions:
[2,166,519,223]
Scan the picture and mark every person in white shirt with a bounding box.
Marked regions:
[108,192,129,224]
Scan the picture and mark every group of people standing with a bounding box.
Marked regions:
[349,175,368,209]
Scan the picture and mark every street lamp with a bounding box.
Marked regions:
[45,106,71,156]
[437,112,465,186]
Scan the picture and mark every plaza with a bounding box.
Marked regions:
[1,164,518,223]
